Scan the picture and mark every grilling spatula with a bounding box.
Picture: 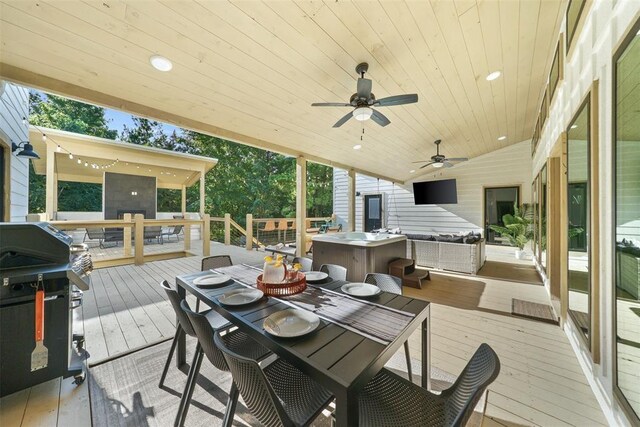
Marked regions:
[31,275,48,371]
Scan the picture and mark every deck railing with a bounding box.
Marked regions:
[47,213,334,267]
[49,214,211,268]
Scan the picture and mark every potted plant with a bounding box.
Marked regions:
[490,203,534,259]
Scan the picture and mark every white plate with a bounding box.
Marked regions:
[341,282,381,298]
[263,309,320,338]
[218,288,264,306]
[193,273,231,287]
[304,271,328,282]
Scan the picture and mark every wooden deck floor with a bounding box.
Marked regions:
[1,245,608,426]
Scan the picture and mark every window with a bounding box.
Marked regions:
[566,0,587,52]
[613,19,640,422]
[540,164,548,272]
[540,87,549,132]
[567,97,590,346]
[549,41,563,102]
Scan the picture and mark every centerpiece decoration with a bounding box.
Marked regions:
[257,255,307,296]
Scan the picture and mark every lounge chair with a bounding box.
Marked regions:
[162,225,183,242]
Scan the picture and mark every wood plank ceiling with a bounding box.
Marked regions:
[0,0,566,183]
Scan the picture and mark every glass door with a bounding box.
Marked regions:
[567,97,590,344]
[364,194,382,232]
[484,186,520,244]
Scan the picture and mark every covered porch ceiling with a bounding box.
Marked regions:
[0,0,565,183]
[30,127,217,189]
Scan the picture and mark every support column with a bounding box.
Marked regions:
[347,169,356,232]
[45,143,55,220]
[295,156,307,257]
[199,170,205,216]
[52,173,58,214]
[202,214,211,257]
[181,185,186,216]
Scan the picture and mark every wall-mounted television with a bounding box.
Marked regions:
[413,179,458,204]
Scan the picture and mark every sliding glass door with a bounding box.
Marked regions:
[614,21,640,422]
[484,186,519,244]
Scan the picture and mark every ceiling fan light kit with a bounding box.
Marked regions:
[352,106,373,121]
[311,62,418,128]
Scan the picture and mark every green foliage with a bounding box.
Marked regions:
[157,188,181,212]
[28,93,115,212]
[29,92,117,139]
[489,203,534,250]
[28,93,334,222]
[58,182,102,212]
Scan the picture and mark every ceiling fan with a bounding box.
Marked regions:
[414,139,468,169]
[311,62,418,128]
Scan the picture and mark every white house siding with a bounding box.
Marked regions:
[333,140,532,235]
[0,81,29,222]
[530,1,640,425]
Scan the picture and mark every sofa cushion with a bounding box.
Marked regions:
[436,235,464,243]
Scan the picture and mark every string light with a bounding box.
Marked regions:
[13,112,159,173]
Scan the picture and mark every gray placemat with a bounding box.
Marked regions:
[218,264,415,344]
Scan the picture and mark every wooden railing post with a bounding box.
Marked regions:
[202,214,211,256]
[246,214,253,251]
[134,214,144,265]
[184,218,191,251]
[123,213,132,257]
[224,213,231,246]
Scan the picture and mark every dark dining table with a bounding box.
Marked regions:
[175,264,431,426]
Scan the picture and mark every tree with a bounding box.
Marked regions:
[28,93,116,212]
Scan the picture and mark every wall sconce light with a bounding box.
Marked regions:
[131,191,138,196]
[11,141,40,159]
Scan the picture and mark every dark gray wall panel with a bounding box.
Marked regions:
[104,172,156,219]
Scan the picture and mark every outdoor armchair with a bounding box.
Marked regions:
[320,263,347,281]
[214,330,334,427]
[364,273,413,382]
[357,343,500,426]
[161,225,183,242]
[181,301,270,427]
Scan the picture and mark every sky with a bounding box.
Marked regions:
[103,108,181,137]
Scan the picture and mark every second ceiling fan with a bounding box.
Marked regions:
[414,139,468,169]
[311,62,418,128]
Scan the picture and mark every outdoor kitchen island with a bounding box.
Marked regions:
[312,232,407,282]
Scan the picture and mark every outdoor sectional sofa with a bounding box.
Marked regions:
[404,233,486,275]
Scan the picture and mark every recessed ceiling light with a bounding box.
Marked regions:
[571,124,578,129]
[149,55,173,72]
[486,71,501,81]
[353,144,362,150]
[409,169,415,173]
[498,136,506,141]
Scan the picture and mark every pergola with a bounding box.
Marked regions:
[29,126,217,220]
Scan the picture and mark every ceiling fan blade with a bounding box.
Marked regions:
[443,161,454,168]
[370,109,390,127]
[332,111,354,128]
[311,102,352,107]
[445,157,468,162]
[357,78,372,99]
[419,162,435,169]
[412,160,431,163]
[374,94,418,107]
